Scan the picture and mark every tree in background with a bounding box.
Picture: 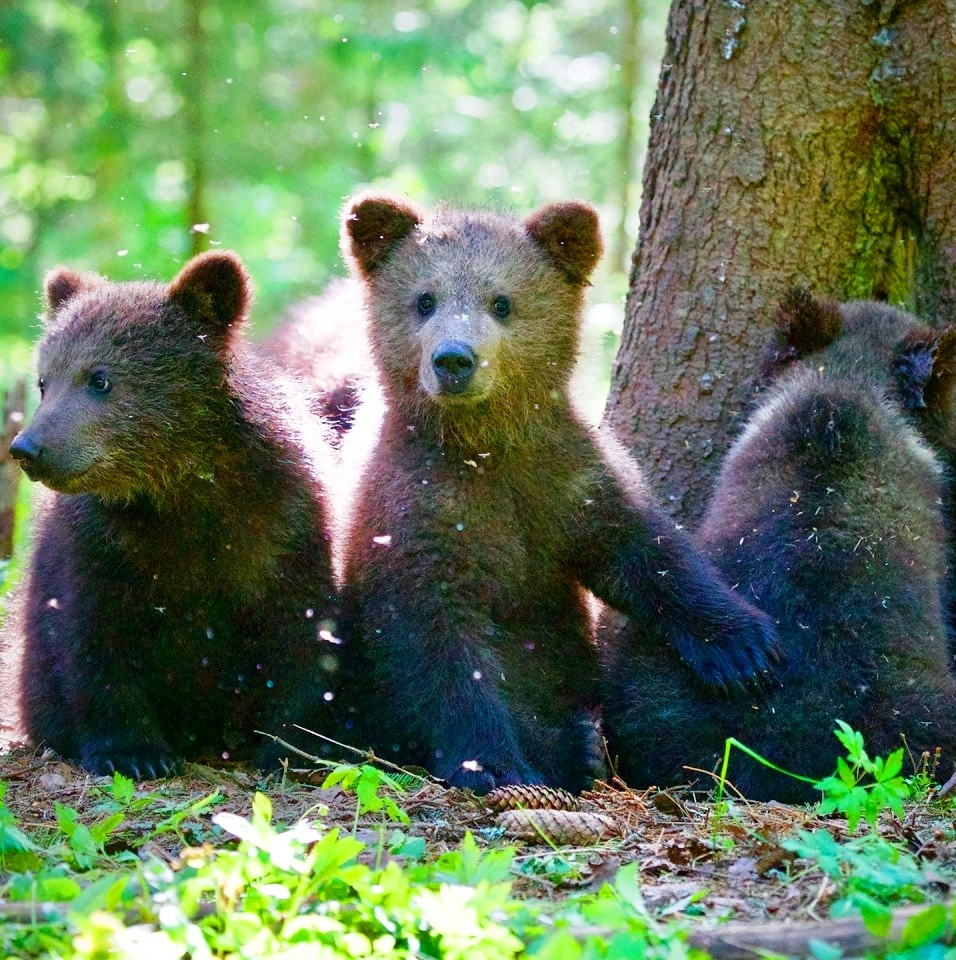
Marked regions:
[0,0,665,362]
[606,0,956,523]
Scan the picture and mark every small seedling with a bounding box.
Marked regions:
[813,720,908,832]
[322,762,411,829]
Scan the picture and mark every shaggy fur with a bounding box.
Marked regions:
[258,278,373,438]
[337,193,779,794]
[6,252,341,779]
[601,290,956,801]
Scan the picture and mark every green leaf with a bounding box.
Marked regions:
[902,903,948,947]
[108,772,135,805]
[832,720,861,756]
[527,930,583,960]
[836,756,857,788]
[8,873,82,902]
[322,764,360,791]
[251,791,272,824]
[67,873,132,919]
[91,811,125,846]
[853,893,892,937]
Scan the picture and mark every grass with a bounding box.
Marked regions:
[0,773,698,959]
[1,726,956,958]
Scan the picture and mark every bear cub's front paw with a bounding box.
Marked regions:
[673,601,781,692]
[79,735,183,780]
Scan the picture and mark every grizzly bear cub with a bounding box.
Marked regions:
[6,252,340,778]
[601,290,956,801]
[337,192,778,794]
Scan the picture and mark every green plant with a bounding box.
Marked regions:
[713,722,911,837]
[783,828,934,937]
[321,762,412,829]
[814,721,909,832]
[0,782,42,872]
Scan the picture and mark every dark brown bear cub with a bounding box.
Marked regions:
[7,252,339,779]
[601,291,956,801]
[338,193,778,794]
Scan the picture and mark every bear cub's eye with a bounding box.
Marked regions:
[37,377,46,397]
[88,371,112,395]
[417,292,437,317]
[492,295,511,320]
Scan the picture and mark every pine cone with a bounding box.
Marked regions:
[496,809,622,844]
[484,784,580,812]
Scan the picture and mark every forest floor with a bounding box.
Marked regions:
[2,743,956,957]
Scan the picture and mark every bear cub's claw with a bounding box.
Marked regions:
[79,736,183,781]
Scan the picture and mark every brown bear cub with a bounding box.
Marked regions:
[338,193,779,794]
[601,290,956,801]
[7,252,340,779]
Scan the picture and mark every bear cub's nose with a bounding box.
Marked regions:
[9,432,40,466]
[432,341,477,393]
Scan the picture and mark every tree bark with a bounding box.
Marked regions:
[606,0,956,524]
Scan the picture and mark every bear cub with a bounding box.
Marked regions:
[600,290,956,801]
[338,193,779,794]
[6,252,340,778]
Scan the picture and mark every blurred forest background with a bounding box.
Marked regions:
[0,0,669,397]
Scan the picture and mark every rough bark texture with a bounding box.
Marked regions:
[606,0,956,523]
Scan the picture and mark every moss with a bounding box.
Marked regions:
[842,136,913,303]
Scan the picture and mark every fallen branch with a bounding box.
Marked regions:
[686,902,952,959]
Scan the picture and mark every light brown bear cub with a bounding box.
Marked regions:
[339,193,779,793]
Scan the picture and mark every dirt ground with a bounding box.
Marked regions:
[2,742,955,958]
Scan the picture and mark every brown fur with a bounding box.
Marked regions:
[337,193,779,793]
[601,293,956,801]
[257,278,374,437]
[5,252,342,779]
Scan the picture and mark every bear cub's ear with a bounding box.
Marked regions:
[44,268,98,314]
[343,192,424,277]
[895,326,956,415]
[524,202,602,286]
[168,251,251,341]
[761,287,843,381]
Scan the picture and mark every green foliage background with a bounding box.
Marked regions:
[0,0,666,372]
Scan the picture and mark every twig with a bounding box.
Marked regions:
[256,727,440,786]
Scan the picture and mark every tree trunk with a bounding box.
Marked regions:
[605,0,956,524]
[184,0,209,255]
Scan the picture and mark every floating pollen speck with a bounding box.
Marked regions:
[461,759,483,772]
[318,628,343,645]
[372,534,392,545]
[192,223,211,234]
